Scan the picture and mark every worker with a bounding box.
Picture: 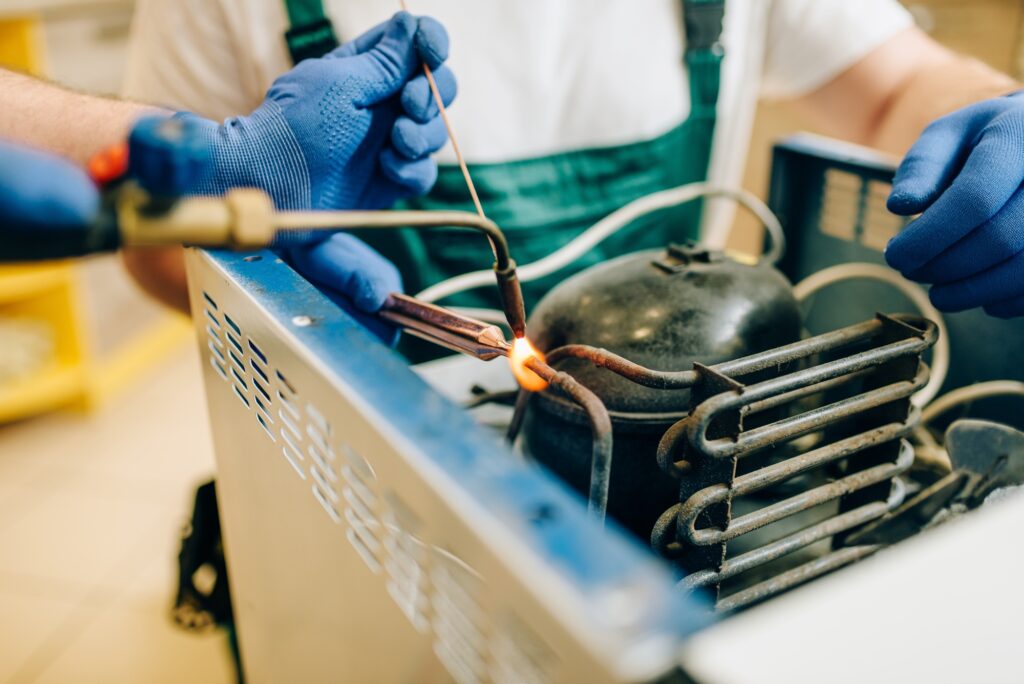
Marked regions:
[0,12,453,331]
[119,0,1021,329]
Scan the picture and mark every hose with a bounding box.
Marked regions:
[417,183,786,303]
[921,380,1024,425]
[793,263,949,408]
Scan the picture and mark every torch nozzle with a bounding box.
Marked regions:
[495,261,527,339]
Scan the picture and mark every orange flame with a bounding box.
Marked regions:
[509,337,549,392]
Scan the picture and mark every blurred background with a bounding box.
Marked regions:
[0,1,1021,683]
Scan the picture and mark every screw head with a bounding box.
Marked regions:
[292,315,314,327]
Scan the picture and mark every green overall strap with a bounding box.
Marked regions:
[282,0,339,64]
[681,0,725,174]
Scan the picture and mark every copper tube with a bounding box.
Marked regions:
[526,357,613,524]
[545,345,698,389]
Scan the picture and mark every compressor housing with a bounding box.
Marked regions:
[522,242,802,540]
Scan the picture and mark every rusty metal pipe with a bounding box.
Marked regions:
[506,389,531,443]
[544,316,935,392]
[681,480,905,590]
[544,345,699,389]
[687,362,929,459]
[527,358,613,524]
[716,544,882,612]
[743,368,875,416]
[676,439,914,546]
[731,418,916,495]
[713,314,936,379]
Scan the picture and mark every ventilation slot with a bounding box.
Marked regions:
[228,347,245,373]
[202,291,219,311]
[250,357,270,384]
[383,506,430,634]
[252,376,272,404]
[281,439,306,479]
[276,369,297,395]
[232,384,250,409]
[308,441,337,482]
[210,356,228,381]
[205,309,221,330]
[207,340,225,364]
[224,313,241,337]
[256,411,275,441]
[226,331,244,356]
[247,338,267,364]
[432,550,487,684]
[819,169,860,242]
[306,402,331,437]
[490,616,556,684]
[342,444,383,574]
[311,462,338,500]
[254,392,271,417]
[278,390,299,421]
[230,365,247,391]
[862,179,905,251]
[312,481,342,524]
[279,407,302,445]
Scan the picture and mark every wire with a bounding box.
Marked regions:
[793,262,949,408]
[417,182,786,303]
[921,380,1024,425]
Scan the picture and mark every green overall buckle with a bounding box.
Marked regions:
[284,17,339,64]
[683,0,725,52]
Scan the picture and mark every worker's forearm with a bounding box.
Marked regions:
[870,56,1018,156]
[0,68,162,165]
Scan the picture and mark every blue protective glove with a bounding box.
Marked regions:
[181,11,455,223]
[886,91,1024,318]
[286,233,403,344]
[159,11,453,341]
[0,139,99,248]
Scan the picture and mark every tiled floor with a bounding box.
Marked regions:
[0,344,234,684]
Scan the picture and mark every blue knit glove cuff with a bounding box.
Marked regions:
[174,106,311,212]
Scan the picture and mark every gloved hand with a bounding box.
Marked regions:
[886,91,1024,318]
[180,10,455,226]
[285,233,403,344]
[157,11,453,342]
[0,140,100,258]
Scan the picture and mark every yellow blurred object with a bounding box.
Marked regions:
[0,15,46,75]
[0,264,86,422]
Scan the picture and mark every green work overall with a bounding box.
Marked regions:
[283,1,725,354]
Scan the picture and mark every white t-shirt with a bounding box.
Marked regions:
[123,0,912,244]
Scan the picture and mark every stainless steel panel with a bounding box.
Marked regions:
[186,248,708,684]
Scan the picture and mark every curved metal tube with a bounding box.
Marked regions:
[676,439,914,546]
[684,357,930,461]
[526,358,613,524]
[544,345,699,390]
[680,477,906,590]
[715,544,882,612]
[277,209,512,271]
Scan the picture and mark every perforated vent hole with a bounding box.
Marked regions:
[490,615,556,684]
[862,179,904,251]
[432,549,487,684]
[256,410,275,441]
[820,169,860,241]
[342,444,383,573]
